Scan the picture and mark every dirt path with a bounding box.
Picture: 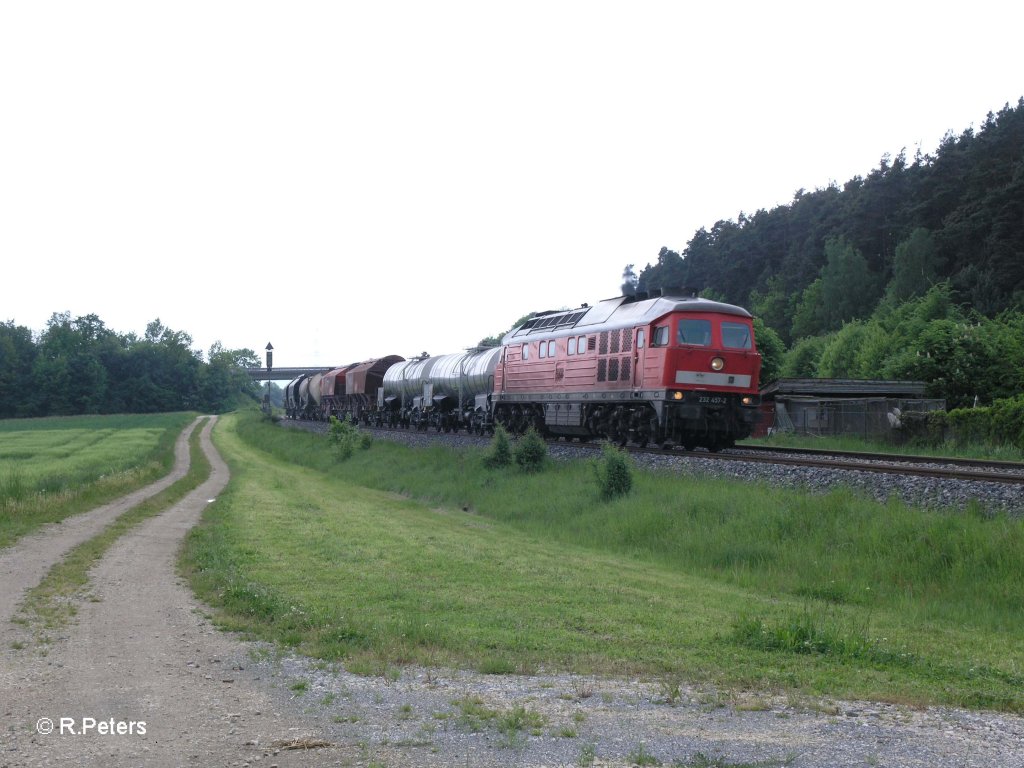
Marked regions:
[0,417,200,625]
[2,417,1023,767]
[1,417,348,767]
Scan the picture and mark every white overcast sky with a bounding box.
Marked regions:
[2,1,1021,375]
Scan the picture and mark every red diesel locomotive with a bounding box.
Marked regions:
[492,290,761,450]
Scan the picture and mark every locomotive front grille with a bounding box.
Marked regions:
[674,370,751,388]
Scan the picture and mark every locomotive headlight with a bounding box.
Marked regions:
[673,391,683,400]
[742,396,754,406]
[711,357,725,371]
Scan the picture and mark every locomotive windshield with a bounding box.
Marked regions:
[721,322,753,349]
[677,319,711,346]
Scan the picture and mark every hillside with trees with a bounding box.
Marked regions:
[0,313,260,418]
[633,98,1024,408]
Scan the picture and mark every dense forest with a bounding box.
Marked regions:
[0,313,260,418]
[631,98,1024,408]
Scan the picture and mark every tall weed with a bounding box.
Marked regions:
[483,425,513,468]
[592,444,633,499]
[514,428,548,472]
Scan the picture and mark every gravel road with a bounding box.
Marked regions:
[2,417,1022,767]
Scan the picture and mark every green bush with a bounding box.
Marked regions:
[901,395,1024,451]
[328,416,368,461]
[946,406,992,446]
[593,444,633,499]
[987,395,1024,448]
[483,425,513,468]
[514,428,548,473]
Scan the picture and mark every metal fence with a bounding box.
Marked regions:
[772,397,946,439]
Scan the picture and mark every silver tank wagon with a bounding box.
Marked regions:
[383,348,500,403]
[382,348,501,431]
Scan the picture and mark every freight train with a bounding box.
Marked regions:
[283,289,762,451]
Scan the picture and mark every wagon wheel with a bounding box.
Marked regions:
[614,417,628,447]
[608,424,627,447]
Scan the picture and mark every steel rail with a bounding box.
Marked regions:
[733,444,1024,472]
[653,446,1024,485]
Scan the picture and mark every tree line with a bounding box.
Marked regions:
[628,97,1024,408]
[0,313,260,418]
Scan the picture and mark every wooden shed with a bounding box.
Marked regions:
[755,379,945,439]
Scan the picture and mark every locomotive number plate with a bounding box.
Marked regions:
[697,395,727,405]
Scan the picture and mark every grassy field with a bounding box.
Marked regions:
[182,411,1024,712]
[0,412,196,548]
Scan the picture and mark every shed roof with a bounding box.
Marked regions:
[760,378,929,399]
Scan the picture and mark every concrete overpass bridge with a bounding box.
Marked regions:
[246,367,331,382]
[245,345,333,382]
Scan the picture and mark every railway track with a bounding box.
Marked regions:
[691,445,1024,485]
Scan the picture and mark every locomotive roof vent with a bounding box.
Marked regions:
[621,290,649,305]
[658,286,699,299]
[510,307,591,337]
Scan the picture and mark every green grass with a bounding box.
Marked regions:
[181,410,1024,712]
[19,419,212,635]
[449,697,546,747]
[0,412,196,548]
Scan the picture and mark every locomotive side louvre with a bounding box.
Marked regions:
[493,293,762,450]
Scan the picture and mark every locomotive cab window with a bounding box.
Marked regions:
[548,340,557,357]
[539,343,546,359]
[568,337,577,355]
[652,325,669,347]
[722,322,752,349]
[522,344,530,361]
[677,319,711,346]
[637,329,645,349]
